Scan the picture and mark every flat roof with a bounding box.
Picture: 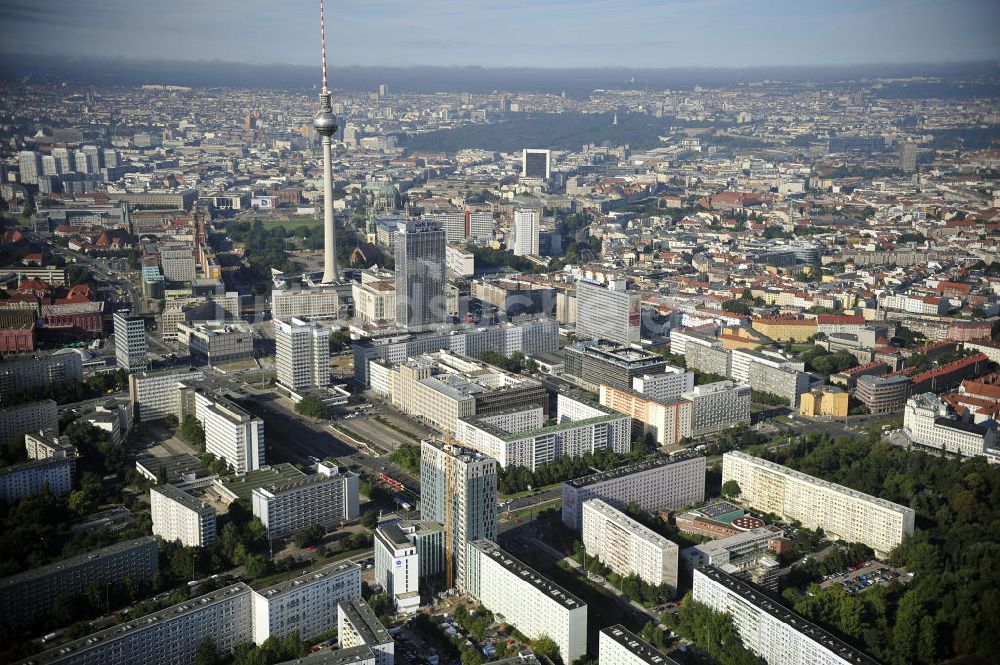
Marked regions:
[725,451,913,516]
[461,407,625,443]
[136,453,212,482]
[472,539,585,611]
[255,561,360,596]
[150,483,215,515]
[583,499,677,551]
[338,598,392,646]
[686,527,778,558]
[565,454,703,490]
[273,645,375,665]
[17,583,250,665]
[375,521,411,549]
[253,468,356,498]
[601,625,680,665]
[213,463,306,502]
[696,566,880,665]
[0,537,156,589]
[0,456,73,477]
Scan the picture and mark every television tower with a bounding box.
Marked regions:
[315,0,339,283]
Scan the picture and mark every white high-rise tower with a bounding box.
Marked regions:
[314,0,339,284]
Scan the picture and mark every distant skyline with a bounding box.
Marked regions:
[0,0,998,71]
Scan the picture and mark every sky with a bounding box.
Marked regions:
[0,0,998,70]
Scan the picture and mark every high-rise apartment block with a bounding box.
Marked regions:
[114,312,147,373]
[17,150,41,185]
[456,394,631,470]
[722,451,915,555]
[562,455,706,530]
[599,385,693,448]
[693,566,879,665]
[600,625,681,665]
[0,537,158,627]
[565,339,665,392]
[582,498,679,589]
[0,399,59,448]
[251,561,361,645]
[338,598,395,665]
[512,209,539,256]
[190,387,264,473]
[252,461,359,541]
[575,279,641,346]
[394,219,447,330]
[150,483,217,547]
[899,140,918,173]
[466,539,586,664]
[275,317,330,392]
[128,367,205,421]
[352,318,558,386]
[632,367,694,403]
[371,351,547,435]
[420,440,497,590]
[521,149,551,179]
[19,583,252,665]
[0,456,74,502]
[682,381,752,436]
[0,351,83,405]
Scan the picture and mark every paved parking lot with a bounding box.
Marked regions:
[819,560,911,594]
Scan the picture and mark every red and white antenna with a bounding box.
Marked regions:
[320,0,329,94]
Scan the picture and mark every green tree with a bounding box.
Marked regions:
[294,396,327,419]
[329,330,351,354]
[721,480,742,499]
[360,510,378,529]
[292,524,325,548]
[243,553,270,579]
[179,415,206,451]
[531,635,559,661]
[195,637,219,665]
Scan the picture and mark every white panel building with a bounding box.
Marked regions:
[562,454,706,530]
[632,367,694,403]
[252,561,361,646]
[456,394,631,471]
[193,389,264,473]
[338,598,394,665]
[128,367,204,422]
[681,381,752,436]
[512,209,539,257]
[466,539,587,665]
[252,462,360,541]
[582,498,679,589]
[275,317,330,392]
[599,624,681,665]
[113,312,147,373]
[722,451,915,555]
[693,566,880,665]
[150,483,217,547]
[575,279,641,346]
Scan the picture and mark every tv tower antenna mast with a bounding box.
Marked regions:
[315,0,339,283]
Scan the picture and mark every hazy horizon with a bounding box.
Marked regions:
[3,53,998,96]
[1,0,998,71]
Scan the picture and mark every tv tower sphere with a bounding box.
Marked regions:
[313,99,338,137]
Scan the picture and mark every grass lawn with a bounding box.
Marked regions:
[259,217,324,234]
[499,481,562,501]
